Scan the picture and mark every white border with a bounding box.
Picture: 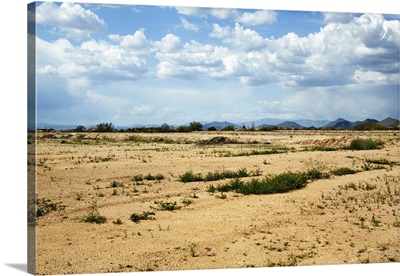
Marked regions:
[1,1,398,276]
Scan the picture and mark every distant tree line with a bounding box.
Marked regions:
[69,120,398,133]
[73,122,115,132]
[72,121,204,133]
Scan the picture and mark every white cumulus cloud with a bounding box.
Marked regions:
[36,2,107,41]
[176,7,276,26]
[237,10,277,26]
[180,17,199,32]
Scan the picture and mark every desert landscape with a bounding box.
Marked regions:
[29,129,399,275]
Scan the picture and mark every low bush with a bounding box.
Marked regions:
[178,171,203,182]
[133,173,165,182]
[331,167,359,176]
[215,171,309,195]
[83,214,107,224]
[178,168,254,183]
[110,181,124,188]
[153,201,182,211]
[206,184,216,193]
[215,192,227,199]
[82,201,107,224]
[144,173,165,181]
[305,168,330,180]
[130,211,155,223]
[348,138,383,150]
[36,197,66,218]
[113,218,123,225]
[36,198,58,217]
[365,158,398,166]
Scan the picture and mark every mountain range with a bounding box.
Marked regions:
[201,117,399,130]
[36,117,400,131]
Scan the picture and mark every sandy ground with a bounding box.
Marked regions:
[29,130,399,275]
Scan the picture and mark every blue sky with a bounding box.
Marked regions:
[30,1,400,126]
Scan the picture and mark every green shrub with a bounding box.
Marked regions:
[178,171,203,183]
[215,192,227,199]
[216,171,309,195]
[154,174,165,180]
[206,184,216,193]
[153,201,182,211]
[348,138,383,150]
[83,214,107,224]
[142,173,164,181]
[182,199,193,206]
[132,174,144,182]
[110,181,123,188]
[305,168,330,180]
[36,198,58,217]
[179,168,252,183]
[130,211,155,223]
[331,167,358,176]
[204,171,221,182]
[82,201,107,224]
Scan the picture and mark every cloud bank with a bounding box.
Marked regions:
[34,3,399,125]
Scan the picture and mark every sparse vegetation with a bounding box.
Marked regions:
[214,171,310,195]
[130,211,155,223]
[35,128,400,274]
[110,181,124,188]
[348,138,383,150]
[215,192,227,199]
[365,158,398,166]
[113,218,123,225]
[152,201,182,211]
[36,197,65,217]
[178,168,258,183]
[133,173,165,182]
[331,167,359,176]
[82,201,107,224]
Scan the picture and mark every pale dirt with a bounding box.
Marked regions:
[30,130,400,275]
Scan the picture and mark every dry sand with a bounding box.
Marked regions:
[30,130,399,275]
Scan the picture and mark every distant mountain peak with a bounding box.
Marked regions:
[378,117,400,127]
[277,121,305,129]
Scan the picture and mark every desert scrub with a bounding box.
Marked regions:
[348,138,383,150]
[206,184,216,193]
[215,171,309,195]
[365,158,399,166]
[113,218,123,225]
[303,146,339,152]
[144,173,164,181]
[133,173,165,182]
[82,201,107,224]
[178,168,256,183]
[182,199,193,206]
[303,158,330,180]
[110,181,124,188]
[215,192,227,199]
[36,197,65,217]
[178,171,203,183]
[232,146,292,157]
[152,200,182,211]
[88,155,114,163]
[130,211,155,223]
[305,168,330,180]
[331,167,359,176]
